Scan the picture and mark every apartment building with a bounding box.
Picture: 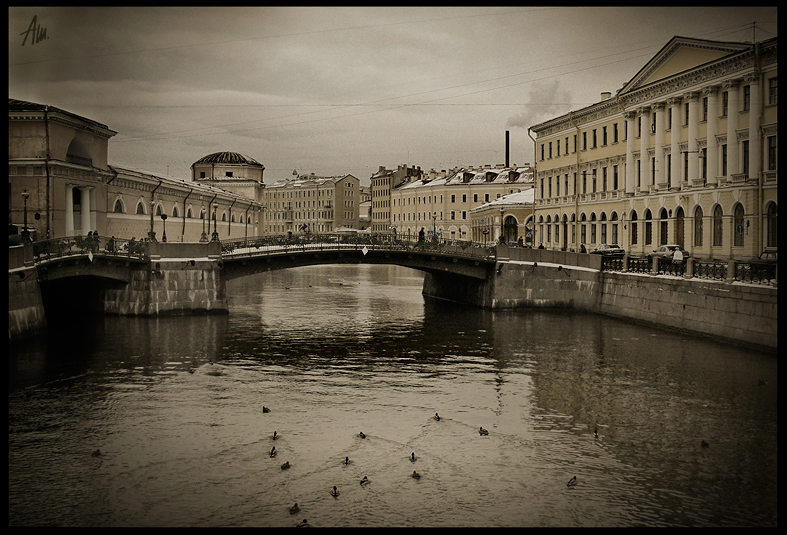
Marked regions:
[390,165,534,242]
[530,36,778,260]
[370,164,423,233]
[263,173,360,235]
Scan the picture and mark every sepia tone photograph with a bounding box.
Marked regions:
[9,6,777,527]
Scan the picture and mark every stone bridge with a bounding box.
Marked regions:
[9,234,777,351]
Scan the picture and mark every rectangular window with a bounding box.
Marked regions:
[548,142,553,159]
[768,77,777,105]
[702,97,708,122]
[582,131,587,150]
[602,126,608,146]
[613,123,618,143]
[451,195,456,203]
[722,144,728,176]
[768,136,777,171]
[743,85,751,111]
[613,166,618,190]
[742,140,749,175]
[722,91,728,116]
[592,129,597,148]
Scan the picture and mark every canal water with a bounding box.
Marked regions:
[8,265,777,527]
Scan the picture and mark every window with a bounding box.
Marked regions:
[734,203,745,247]
[644,209,652,245]
[113,199,124,213]
[136,202,145,215]
[693,207,703,247]
[768,77,777,105]
[200,171,206,178]
[768,136,777,171]
[549,142,553,159]
[630,211,638,245]
[187,207,193,218]
[613,123,618,143]
[743,140,750,176]
[582,131,587,150]
[765,202,777,248]
[713,205,723,247]
[702,97,708,122]
[722,144,728,176]
[172,206,179,218]
[659,208,669,245]
[602,126,607,146]
[743,85,750,111]
[592,129,597,148]
[226,171,233,177]
[156,204,163,216]
[722,91,728,116]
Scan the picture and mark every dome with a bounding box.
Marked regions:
[192,151,263,167]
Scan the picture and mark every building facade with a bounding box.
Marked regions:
[262,173,360,235]
[9,98,263,243]
[390,164,534,242]
[530,36,778,260]
[370,164,423,233]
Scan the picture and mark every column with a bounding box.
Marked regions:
[724,79,740,178]
[65,184,75,236]
[653,102,666,188]
[704,86,720,186]
[685,92,700,185]
[79,187,91,236]
[639,106,650,190]
[669,97,682,191]
[625,111,636,195]
[746,73,761,181]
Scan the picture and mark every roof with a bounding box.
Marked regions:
[9,97,116,134]
[192,151,264,167]
[395,166,534,191]
[470,188,535,213]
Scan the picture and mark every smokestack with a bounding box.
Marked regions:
[505,130,510,168]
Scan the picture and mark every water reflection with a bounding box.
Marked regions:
[8,265,777,527]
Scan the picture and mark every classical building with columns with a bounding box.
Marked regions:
[530,36,777,261]
[8,98,263,242]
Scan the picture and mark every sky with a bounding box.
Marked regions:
[9,6,778,186]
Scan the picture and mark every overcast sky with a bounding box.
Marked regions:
[9,6,778,185]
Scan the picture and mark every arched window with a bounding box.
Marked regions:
[221,212,227,222]
[580,212,587,245]
[765,202,778,248]
[200,208,205,220]
[659,208,669,245]
[733,203,745,247]
[231,213,236,223]
[694,206,704,247]
[590,212,597,244]
[113,199,124,213]
[630,210,638,245]
[156,204,163,216]
[600,212,608,244]
[675,207,685,249]
[187,207,193,219]
[136,202,145,215]
[712,205,723,247]
[172,205,179,218]
[644,209,653,245]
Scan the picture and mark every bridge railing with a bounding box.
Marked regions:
[219,234,497,261]
[601,254,776,285]
[30,236,150,263]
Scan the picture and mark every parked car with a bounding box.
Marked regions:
[650,244,689,262]
[590,244,625,257]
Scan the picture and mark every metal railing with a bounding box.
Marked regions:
[219,233,497,261]
[30,236,149,263]
[601,254,776,285]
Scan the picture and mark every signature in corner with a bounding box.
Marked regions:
[20,15,48,46]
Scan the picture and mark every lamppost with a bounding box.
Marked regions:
[149,200,157,242]
[211,203,219,241]
[432,211,437,243]
[200,204,208,242]
[21,189,30,242]
[160,213,168,242]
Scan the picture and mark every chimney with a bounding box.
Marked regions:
[601,92,612,100]
[505,130,510,168]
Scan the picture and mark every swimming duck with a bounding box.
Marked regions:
[594,428,599,439]
[479,427,489,436]
[344,456,351,465]
[272,431,278,440]
[270,446,277,458]
[360,476,370,485]
[359,431,366,439]
[330,486,340,497]
[412,470,421,479]
[296,519,309,528]
[91,449,102,457]
[567,476,577,487]
[701,440,710,449]
[289,503,300,515]
[281,461,291,469]
[434,413,440,421]
[410,452,417,462]
[263,406,271,413]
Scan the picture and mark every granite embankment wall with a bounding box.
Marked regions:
[102,242,228,316]
[8,245,46,340]
[423,245,777,351]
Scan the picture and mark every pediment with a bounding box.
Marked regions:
[619,36,751,95]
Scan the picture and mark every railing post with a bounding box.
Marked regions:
[684,257,694,279]
[726,260,736,283]
[651,256,659,274]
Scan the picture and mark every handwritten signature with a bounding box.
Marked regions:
[20,15,48,46]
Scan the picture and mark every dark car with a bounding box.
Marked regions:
[651,244,689,261]
[590,244,625,257]
[747,249,777,280]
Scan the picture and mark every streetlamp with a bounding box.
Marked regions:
[211,203,219,241]
[149,200,157,242]
[200,204,208,242]
[160,213,168,242]
[21,189,30,242]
